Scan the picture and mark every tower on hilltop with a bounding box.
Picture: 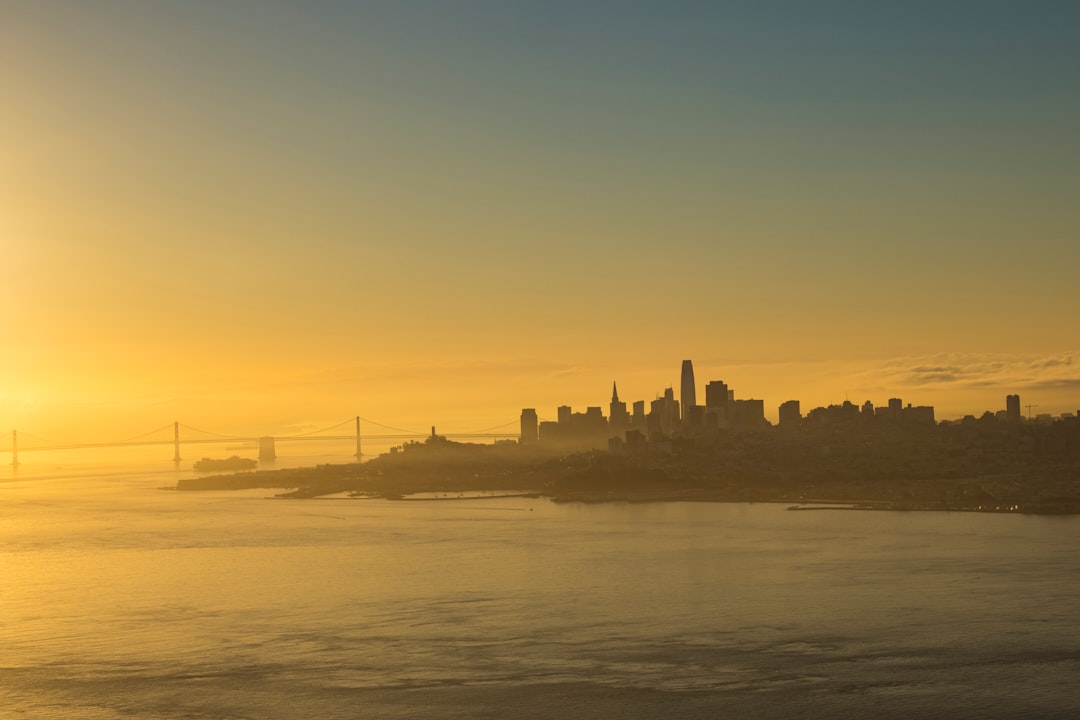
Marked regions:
[680,360,697,421]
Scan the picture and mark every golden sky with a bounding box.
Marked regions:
[3,1,1079,445]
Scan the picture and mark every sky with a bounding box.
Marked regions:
[3,0,1080,445]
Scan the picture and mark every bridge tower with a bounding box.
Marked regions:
[11,430,17,468]
[173,421,181,464]
[355,416,362,460]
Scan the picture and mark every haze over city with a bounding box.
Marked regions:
[4,1,1079,441]
[7,4,1080,720]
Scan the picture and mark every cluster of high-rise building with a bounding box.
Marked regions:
[792,397,936,427]
[518,360,1076,447]
[519,360,767,448]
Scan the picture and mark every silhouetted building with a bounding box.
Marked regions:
[1006,394,1021,423]
[680,360,696,422]
[903,404,936,425]
[862,400,874,419]
[632,400,646,428]
[732,399,766,429]
[705,380,729,408]
[519,408,538,444]
[704,380,730,427]
[808,401,861,426]
[658,387,679,435]
[538,421,560,442]
[537,399,613,446]
[609,382,629,433]
[647,398,665,439]
[778,400,801,427]
[888,398,903,421]
[684,405,705,430]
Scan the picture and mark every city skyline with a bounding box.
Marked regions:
[525,359,1077,442]
[3,2,1079,444]
[5,5,1080,718]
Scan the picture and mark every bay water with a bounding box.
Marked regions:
[2,451,1079,718]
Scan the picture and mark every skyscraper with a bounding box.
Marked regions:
[680,360,696,421]
[661,387,679,435]
[609,381,629,432]
[1006,394,1021,423]
[705,380,729,409]
[519,408,538,444]
[778,400,801,427]
[704,380,730,428]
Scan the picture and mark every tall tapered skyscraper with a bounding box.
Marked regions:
[609,381,629,432]
[680,360,696,421]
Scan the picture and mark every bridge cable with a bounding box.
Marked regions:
[356,416,424,435]
[288,418,357,437]
[14,431,67,445]
[15,423,180,447]
[178,423,238,439]
[460,419,520,434]
[113,423,177,444]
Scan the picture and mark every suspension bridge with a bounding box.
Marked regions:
[1,416,522,467]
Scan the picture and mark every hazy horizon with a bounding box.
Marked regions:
[4,1,1079,444]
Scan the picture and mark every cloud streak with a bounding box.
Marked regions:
[868,353,1079,393]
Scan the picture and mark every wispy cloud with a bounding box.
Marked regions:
[869,353,1079,392]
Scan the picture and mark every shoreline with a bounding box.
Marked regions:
[255,488,1075,515]
[174,434,1080,516]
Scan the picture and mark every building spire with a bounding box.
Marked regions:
[612,381,620,403]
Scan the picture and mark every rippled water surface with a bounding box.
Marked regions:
[2,458,1079,719]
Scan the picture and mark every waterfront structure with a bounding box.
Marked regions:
[258,436,276,462]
